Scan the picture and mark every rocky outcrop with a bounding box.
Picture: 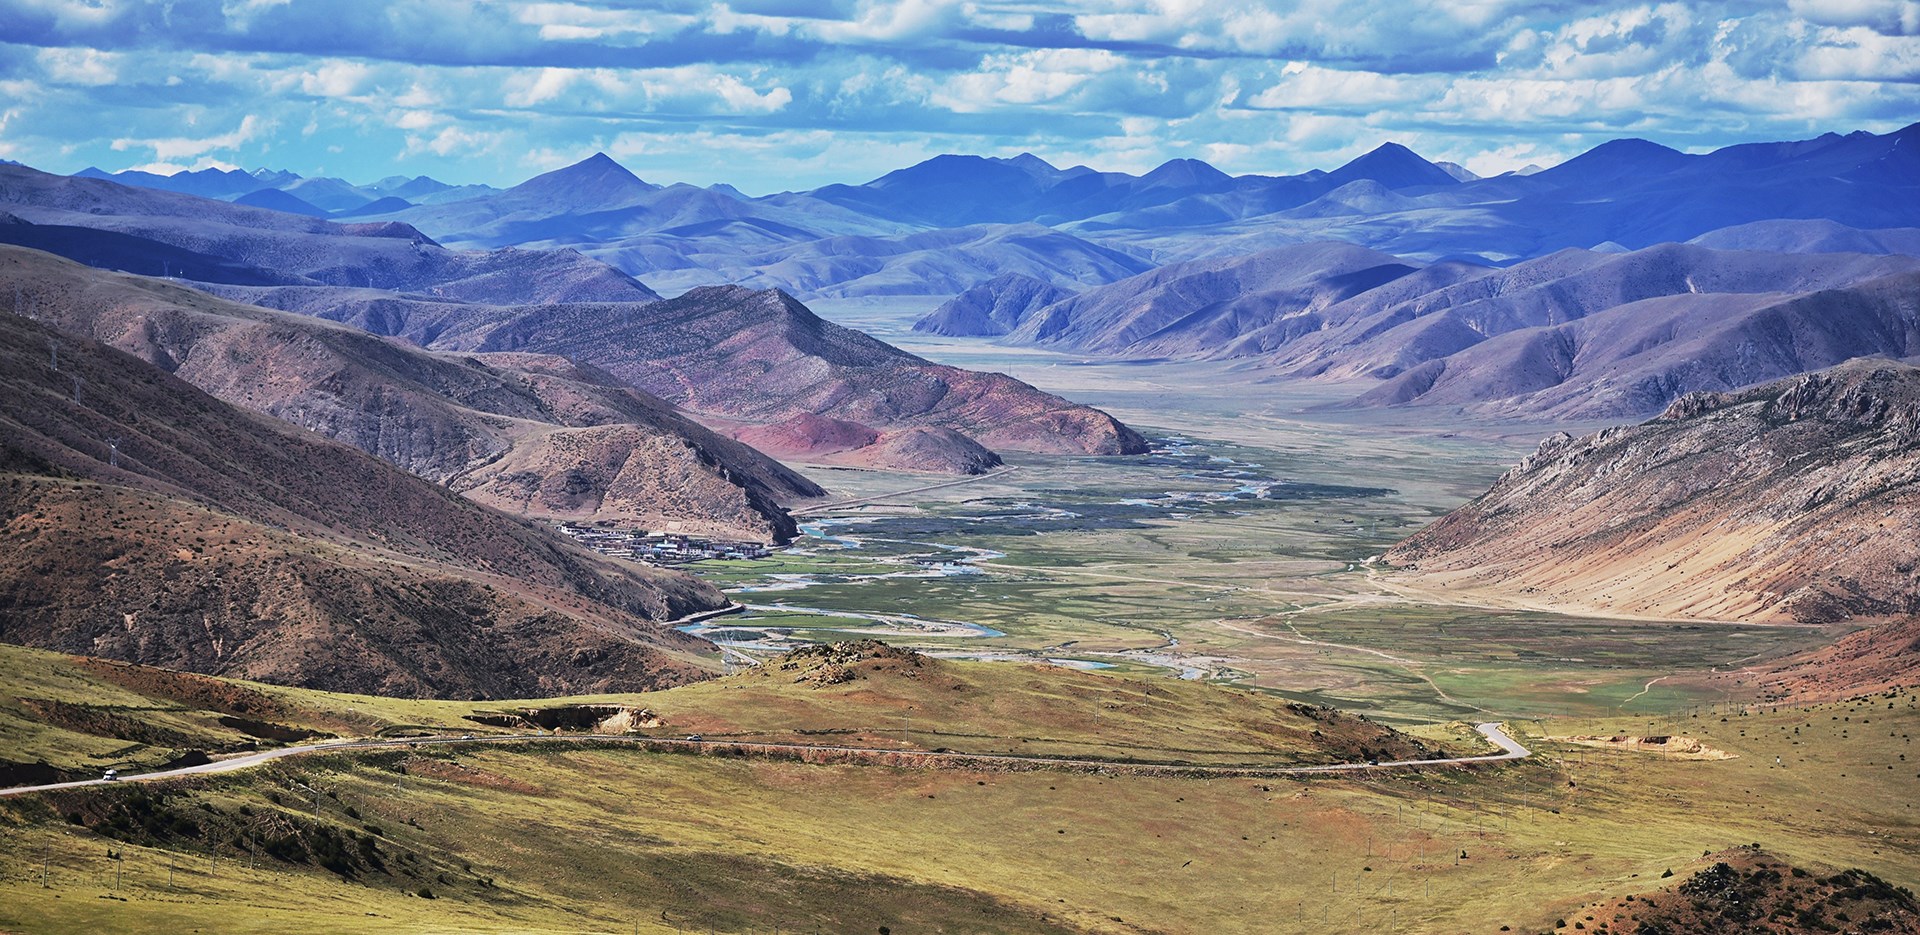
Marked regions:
[1580,848,1920,935]
[1385,359,1920,626]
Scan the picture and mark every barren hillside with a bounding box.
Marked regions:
[0,312,721,697]
[1385,359,1920,626]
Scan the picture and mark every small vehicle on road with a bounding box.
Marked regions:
[102,768,119,781]
[684,734,704,742]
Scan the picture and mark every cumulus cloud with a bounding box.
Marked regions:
[111,114,265,161]
[1,0,1917,189]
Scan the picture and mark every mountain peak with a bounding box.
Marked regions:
[1327,142,1459,189]
[510,152,656,202]
[1138,157,1232,189]
[1000,152,1062,178]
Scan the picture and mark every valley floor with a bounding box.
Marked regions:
[2,298,1912,933]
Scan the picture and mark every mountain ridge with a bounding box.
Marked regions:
[1383,359,1920,633]
[0,309,722,698]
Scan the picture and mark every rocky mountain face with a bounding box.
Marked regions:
[957,238,1920,421]
[996,241,1417,357]
[200,279,1138,472]
[732,413,1003,475]
[653,222,1153,300]
[458,285,1149,462]
[1384,360,1920,631]
[0,311,720,698]
[0,247,817,541]
[914,272,1078,337]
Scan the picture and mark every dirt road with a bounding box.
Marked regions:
[0,723,1527,797]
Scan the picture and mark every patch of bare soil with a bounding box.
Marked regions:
[398,756,546,795]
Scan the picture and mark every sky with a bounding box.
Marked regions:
[2,0,1918,193]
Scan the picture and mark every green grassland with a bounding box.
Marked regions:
[0,641,1439,778]
[2,692,1915,934]
[5,353,1909,933]
[695,430,1826,727]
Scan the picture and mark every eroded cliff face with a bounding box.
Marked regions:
[1386,359,1920,625]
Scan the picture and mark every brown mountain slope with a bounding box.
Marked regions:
[457,285,1149,463]
[1,246,818,541]
[731,412,1003,474]
[1384,359,1920,626]
[0,311,721,698]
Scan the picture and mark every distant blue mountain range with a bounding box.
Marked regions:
[68,123,1920,301]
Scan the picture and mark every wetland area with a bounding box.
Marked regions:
[686,302,1835,726]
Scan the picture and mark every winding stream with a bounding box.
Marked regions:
[683,436,1390,681]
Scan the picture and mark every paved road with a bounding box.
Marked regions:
[0,722,1528,798]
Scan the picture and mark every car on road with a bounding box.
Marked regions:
[102,768,118,781]
[684,734,704,742]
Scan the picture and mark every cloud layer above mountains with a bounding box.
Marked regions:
[4,0,1918,190]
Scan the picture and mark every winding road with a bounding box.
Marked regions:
[0,722,1528,798]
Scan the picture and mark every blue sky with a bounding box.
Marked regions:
[2,0,1917,193]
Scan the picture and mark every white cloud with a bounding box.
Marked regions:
[111,114,265,160]
[402,125,504,157]
[515,3,694,41]
[933,48,1127,111]
[1792,25,1920,79]
[1788,0,1920,35]
[504,67,577,107]
[299,60,374,98]
[125,157,243,174]
[812,0,963,41]
[38,47,121,86]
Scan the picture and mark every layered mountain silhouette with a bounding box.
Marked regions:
[35,122,1920,451]
[0,167,1146,474]
[948,238,1920,420]
[447,285,1148,462]
[2,164,657,303]
[0,307,722,698]
[76,164,497,213]
[64,123,1920,305]
[1,247,818,541]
